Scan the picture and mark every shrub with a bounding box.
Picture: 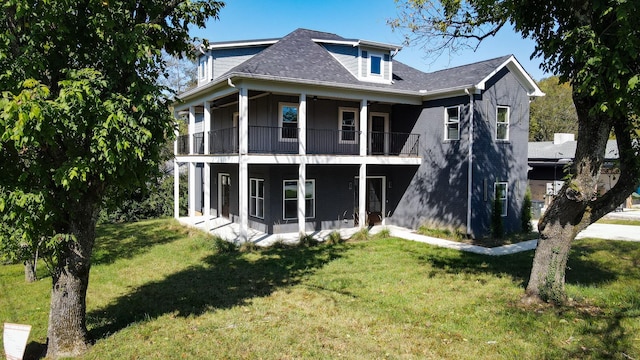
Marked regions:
[325,231,344,245]
[212,236,238,254]
[521,187,534,233]
[491,194,504,239]
[350,228,370,241]
[299,233,320,247]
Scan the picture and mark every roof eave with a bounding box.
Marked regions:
[476,55,545,97]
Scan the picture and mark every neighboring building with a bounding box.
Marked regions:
[528,133,621,211]
[173,28,543,240]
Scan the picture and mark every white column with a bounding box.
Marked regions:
[358,99,368,228]
[359,99,368,157]
[358,164,367,229]
[203,101,211,217]
[238,88,249,241]
[298,93,307,234]
[188,162,196,217]
[188,106,196,154]
[173,111,180,219]
[204,101,211,155]
[174,159,180,219]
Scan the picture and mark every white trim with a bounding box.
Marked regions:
[283,179,315,220]
[444,106,461,141]
[278,102,299,142]
[175,154,423,166]
[207,39,279,50]
[218,173,231,219]
[249,178,265,219]
[476,56,545,97]
[312,38,402,51]
[496,105,510,141]
[494,182,508,217]
[338,107,359,144]
[368,112,389,155]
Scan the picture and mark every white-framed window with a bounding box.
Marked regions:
[279,102,298,141]
[369,54,383,76]
[496,106,510,141]
[250,178,264,219]
[339,107,359,143]
[283,179,315,220]
[444,106,460,140]
[494,182,508,217]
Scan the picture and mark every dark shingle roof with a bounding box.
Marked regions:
[205,29,528,96]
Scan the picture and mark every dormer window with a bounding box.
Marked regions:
[370,55,382,75]
[198,56,207,80]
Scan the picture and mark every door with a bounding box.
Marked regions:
[369,113,389,155]
[219,173,231,219]
[354,176,385,226]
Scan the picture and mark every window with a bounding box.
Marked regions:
[494,182,508,217]
[198,56,207,80]
[279,103,298,141]
[444,106,460,140]
[370,55,382,75]
[250,179,264,219]
[496,106,510,140]
[283,180,315,220]
[339,107,359,143]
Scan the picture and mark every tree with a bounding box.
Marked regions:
[390,0,640,304]
[158,51,199,96]
[0,1,223,357]
[529,76,578,141]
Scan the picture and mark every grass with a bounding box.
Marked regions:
[417,225,539,247]
[597,218,640,226]
[1,218,639,359]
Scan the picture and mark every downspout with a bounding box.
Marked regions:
[465,88,474,237]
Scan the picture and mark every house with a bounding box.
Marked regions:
[528,133,623,214]
[172,28,544,240]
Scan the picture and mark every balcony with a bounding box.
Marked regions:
[176,126,419,157]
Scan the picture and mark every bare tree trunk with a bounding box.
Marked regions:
[24,259,37,282]
[46,202,98,358]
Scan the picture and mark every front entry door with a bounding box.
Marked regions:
[354,176,385,226]
[219,173,231,219]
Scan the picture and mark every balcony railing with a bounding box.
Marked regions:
[209,127,238,154]
[177,126,420,157]
[177,134,189,155]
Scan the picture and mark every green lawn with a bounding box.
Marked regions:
[2,218,640,359]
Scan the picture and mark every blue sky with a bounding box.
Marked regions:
[190,0,551,81]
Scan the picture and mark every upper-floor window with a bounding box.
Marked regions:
[339,107,359,143]
[444,106,460,141]
[496,106,510,141]
[494,182,508,216]
[370,55,382,75]
[279,103,298,141]
[198,56,207,80]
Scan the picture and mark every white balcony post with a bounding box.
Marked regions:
[188,106,196,155]
[359,99,368,157]
[238,87,249,241]
[298,93,307,234]
[188,162,196,217]
[358,164,367,229]
[204,101,211,155]
[358,99,368,228]
[174,159,180,219]
[203,101,211,217]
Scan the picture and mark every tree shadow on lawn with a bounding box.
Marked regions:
[87,243,347,340]
[92,219,185,265]
[417,238,634,288]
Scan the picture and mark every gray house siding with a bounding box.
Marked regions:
[471,68,530,236]
[211,46,268,80]
[388,97,471,232]
[322,44,358,77]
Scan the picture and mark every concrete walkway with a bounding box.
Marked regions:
[178,209,640,257]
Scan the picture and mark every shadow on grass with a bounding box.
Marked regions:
[87,243,347,340]
[92,219,185,265]
[417,238,636,288]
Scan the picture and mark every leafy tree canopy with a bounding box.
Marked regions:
[529,76,578,141]
[0,0,223,357]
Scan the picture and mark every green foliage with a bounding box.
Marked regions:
[325,231,344,245]
[350,228,370,241]
[521,187,533,233]
[529,76,578,141]
[299,233,320,247]
[417,226,466,241]
[212,236,238,254]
